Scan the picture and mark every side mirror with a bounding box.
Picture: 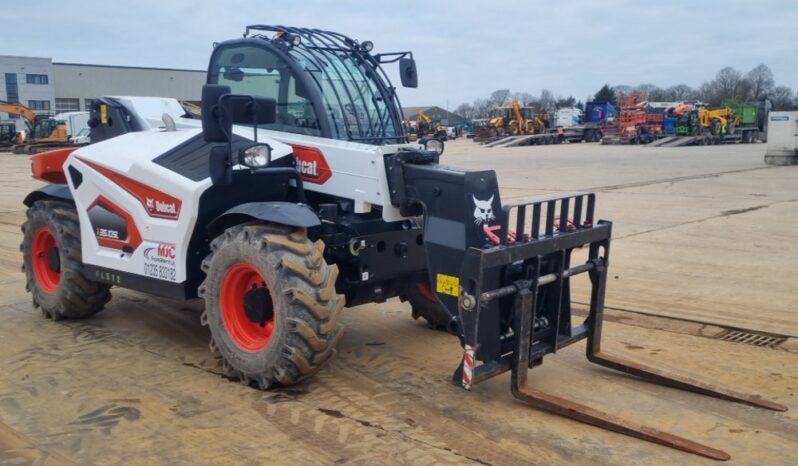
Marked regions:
[399,58,418,88]
[419,136,444,156]
[229,96,277,126]
[202,84,232,143]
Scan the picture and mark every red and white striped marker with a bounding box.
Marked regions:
[462,345,475,390]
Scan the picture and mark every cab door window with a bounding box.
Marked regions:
[209,45,321,137]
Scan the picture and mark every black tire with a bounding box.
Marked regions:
[400,284,454,333]
[199,223,344,389]
[21,199,111,320]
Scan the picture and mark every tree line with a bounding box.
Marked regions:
[455,64,797,119]
[454,89,582,121]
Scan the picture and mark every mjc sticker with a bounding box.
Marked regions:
[436,273,459,297]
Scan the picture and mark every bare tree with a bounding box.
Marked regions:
[665,84,693,101]
[612,84,632,98]
[511,91,536,105]
[695,81,716,103]
[713,67,743,99]
[633,83,658,98]
[487,89,511,107]
[454,102,475,119]
[472,98,493,118]
[745,64,775,100]
[768,85,798,110]
[539,89,556,112]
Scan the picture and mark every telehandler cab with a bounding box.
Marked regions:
[21,25,785,460]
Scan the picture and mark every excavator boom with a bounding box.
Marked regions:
[0,101,37,124]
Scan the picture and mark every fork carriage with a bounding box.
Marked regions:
[444,192,785,461]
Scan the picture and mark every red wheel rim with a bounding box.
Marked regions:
[220,262,275,351]
[32,227,60,293]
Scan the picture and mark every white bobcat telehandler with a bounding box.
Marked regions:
[21,25,785,460]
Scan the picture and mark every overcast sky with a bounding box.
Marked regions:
[6,1,797,109]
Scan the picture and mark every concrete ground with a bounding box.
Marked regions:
[0,140,796,465]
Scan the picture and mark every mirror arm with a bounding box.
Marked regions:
[252,167,307,204]
[250,98,259,143]
[216,94,237,183]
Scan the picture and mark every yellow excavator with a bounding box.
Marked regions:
[416,110,447,141]
[0,101,69,153]
[488,99,548,136]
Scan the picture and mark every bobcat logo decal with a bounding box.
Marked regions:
[472,195,495,226]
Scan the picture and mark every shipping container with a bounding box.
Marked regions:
[721,100,758,126]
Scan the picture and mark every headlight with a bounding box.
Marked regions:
[361,40,374,52]
[240,144,272,168]
[423,138,444,156]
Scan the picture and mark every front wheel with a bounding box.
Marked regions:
[199,223,344,389]
[21,199,111,320]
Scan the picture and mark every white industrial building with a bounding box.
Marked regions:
[1,55,205,131]
[0,56,55,130]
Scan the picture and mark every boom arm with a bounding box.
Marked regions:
[0,102,36,125]
[511,99,526,134]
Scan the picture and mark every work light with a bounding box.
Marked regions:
[240,144,272,168]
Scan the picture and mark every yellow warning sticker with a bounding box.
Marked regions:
[100,104,108,124]
[436,273,460,297]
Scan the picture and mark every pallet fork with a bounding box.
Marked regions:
[450,194,787,461]
[389,160,788,461]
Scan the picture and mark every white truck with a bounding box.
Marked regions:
[54,111,90,138]
[554,107,582,128]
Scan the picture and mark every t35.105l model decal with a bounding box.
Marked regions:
[78,158,182,220]
[87,195,142,251]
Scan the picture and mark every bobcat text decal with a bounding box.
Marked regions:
[289,144,332,184]
[79,158,182,220]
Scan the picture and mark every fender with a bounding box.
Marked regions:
[208,202,321,234]
[23,184,74,207]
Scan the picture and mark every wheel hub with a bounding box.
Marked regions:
[47,246,61,273]
[244,285,274,326]
[219,262,276,351]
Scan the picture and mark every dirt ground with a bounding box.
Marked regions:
[0,140,796,465]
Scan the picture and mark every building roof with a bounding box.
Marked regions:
[402,106,467,124]
[53,62,205,74]
[0,55,51,61]
[402,106,434,119]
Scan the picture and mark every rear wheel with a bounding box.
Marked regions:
[21,199,111,319]
[199,223,344,388]
[400,283,455,333]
